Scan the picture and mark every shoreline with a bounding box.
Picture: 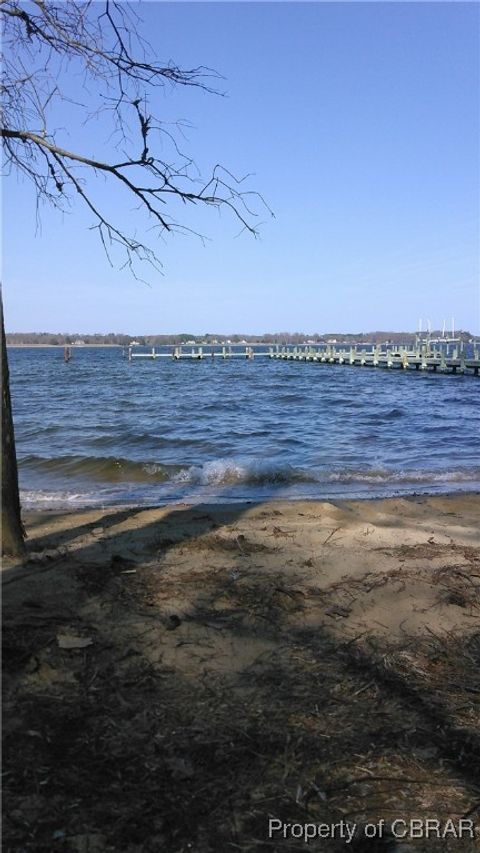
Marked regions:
[18,486,480,516]
[7,343,122,348]
[9,492,480,638]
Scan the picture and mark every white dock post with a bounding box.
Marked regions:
[128,346,132,361]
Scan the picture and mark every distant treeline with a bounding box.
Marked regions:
[6,330,473,346]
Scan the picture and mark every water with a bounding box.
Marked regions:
[8,346,480,508]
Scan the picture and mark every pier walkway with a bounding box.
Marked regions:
[127,343,480,375]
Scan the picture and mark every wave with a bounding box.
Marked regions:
[326,468,480,485]
[176,462,480,487]
[19,454,480,491]
[172,459,315,485]
[19,454,175,483]
[88,433,208,450]
[383,408,405,419]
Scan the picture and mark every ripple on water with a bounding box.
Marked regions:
[9,346,480,507]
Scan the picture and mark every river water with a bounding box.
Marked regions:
[8,346,480,508]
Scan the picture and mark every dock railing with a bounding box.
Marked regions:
[127,341,479,375]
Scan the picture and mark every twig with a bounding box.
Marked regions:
[323,526,341,546]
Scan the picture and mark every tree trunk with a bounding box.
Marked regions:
[1,291,26,557]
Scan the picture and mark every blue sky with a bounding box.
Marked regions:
[3,1,479,335]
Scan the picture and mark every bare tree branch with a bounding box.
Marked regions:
[1,0,273,276]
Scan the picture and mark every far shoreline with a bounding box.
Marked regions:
[7,344,122,348]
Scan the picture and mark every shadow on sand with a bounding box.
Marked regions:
[3,500,480,852]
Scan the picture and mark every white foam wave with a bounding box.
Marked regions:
[172,459,312,486]
[326,469,480,485]
[171,459,480,487]
[20,461,480,510]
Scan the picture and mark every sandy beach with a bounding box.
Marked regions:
[3,494,480,851]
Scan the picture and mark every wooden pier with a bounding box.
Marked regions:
[127,343,480,375]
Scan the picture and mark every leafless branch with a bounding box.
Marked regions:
[1,0,273,276]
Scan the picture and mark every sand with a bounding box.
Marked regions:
[3,494,480,851]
